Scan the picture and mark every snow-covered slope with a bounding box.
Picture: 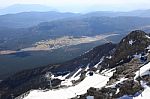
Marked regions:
[119,62,150,99]
[134,84,150,99]
[23,72,113,99]
[134,62,150,79]
[23,61,150,99]
[134,62,150,99]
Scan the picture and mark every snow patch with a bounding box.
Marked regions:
[115,88,120,94]
[72,68,82,78]
[24,73,111,99]
[134,54,141,59]
[101,68,116,77]
[146,45,150,50]
[129,40,134,45]
[134,85,150,99]
[120,62,150,99]
[106,56,112,59]
[85,65,90,71]
[106,77,128,88]
[94,56,104,68]
[61,68,82,86]
[134,62,150,79]
[146,35,150,39]
[53,73,70,80]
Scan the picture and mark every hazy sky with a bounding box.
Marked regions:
[1,0,150,12]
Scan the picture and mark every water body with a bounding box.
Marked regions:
[9,51,31,57]
[0,40,105,79]
[0,34,124,80]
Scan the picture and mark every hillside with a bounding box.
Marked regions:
[0,11,79,28]
[85,9,150,17]
[0,43,116,99]
[32,16,150,36]
[0,30,150,99]
[2,8,150,28]
[1,16,150,51]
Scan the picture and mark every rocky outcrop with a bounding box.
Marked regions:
[78,79,143,99]
[77,30,150,99]
[100,30,150,69]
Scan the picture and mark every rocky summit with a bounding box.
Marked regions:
[100,30,150,69]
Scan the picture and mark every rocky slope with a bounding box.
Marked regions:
[0,42,116,99]
[77,30,150,99]
[99,30,150,69]
[1,30,150,99]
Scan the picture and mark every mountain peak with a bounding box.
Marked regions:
[119,30,149,48]
[121,30,147,43]
[100,30,150,68]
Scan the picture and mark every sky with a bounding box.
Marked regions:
[0,0,150,12]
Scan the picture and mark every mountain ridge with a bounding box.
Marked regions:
[0,4,57,15]
[1,30,150,99]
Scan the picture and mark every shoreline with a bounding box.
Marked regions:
[0,34,118,55]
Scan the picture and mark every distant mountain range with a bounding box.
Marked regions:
[1,5,150,29]
[0,4,57,15]
[85,9,150,17]
[0,11,80,28]
[1,16,150,50]
[2,4,150,17]
[1,7,150,51]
